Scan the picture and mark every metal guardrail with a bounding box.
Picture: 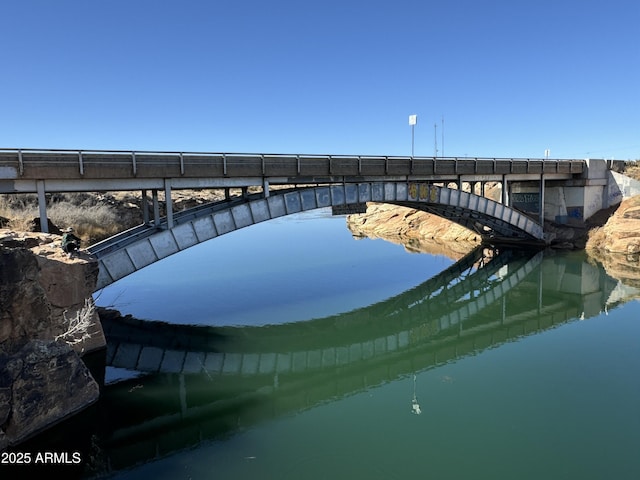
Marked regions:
[0,148,589,180]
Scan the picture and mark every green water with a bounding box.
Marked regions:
[10,210,640,479]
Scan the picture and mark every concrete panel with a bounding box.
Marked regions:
[127,239,158,269]
[203,352,224,373]
[349,343,362,361]
[308,349,322,369]
[113,343,141,370]
[284,191,302,213]
[0,167,18,179]
[371,183,384,201]
[583,185,604,219]
[183,351,206,374]
[276,353,292,373]
[292,351,307,372]
[315,187,332,208]
[101,250,137,282]
[96,263,113,290]
[387,334,398,351]
[213,210,236,234]
[172,222,199,250]
[321,348,336,367]
[384,183,396,201]
[149,230,180,259]
[137,346,164,372]
[358,183,372,202]
[258,352,277,373]
[395,182,408,201]
[468,193,479,211]
[374,337,386,354]
[345,183,359,204]
[231,203,253,228]
[300,189,317,210]
[222,353,243,374]
[330,185,345,205]
[250,199,272,223]
[161,350,186,373]
[477,197,487,213]
[336,346,349,365]
[241,353,260,374]
[447,188,459,206]
[192,215,218,242]
[362,340,374,359]
[267,195,287,217]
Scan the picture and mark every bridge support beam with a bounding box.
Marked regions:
[164,179,174,229]
[502,176,509,206]
[540,175,546,224]
[36,180,48,233]
[141,190,149,225]
[152,190,160,226]
[263,179,270,197]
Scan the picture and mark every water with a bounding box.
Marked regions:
[16,209,640,479]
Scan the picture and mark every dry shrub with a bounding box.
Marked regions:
[48,202,119,242]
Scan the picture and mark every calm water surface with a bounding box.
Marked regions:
[55,210,640,478]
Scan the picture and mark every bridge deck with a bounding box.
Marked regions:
[0,149,589,193]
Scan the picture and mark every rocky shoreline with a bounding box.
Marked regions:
[0,231,105,452]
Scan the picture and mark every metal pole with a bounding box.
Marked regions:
[412,124,415,157]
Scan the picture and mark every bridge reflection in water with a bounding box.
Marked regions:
[93,247,618,474]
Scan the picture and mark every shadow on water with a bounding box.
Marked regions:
[11,246,626,478]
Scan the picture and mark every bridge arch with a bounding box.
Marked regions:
[89,182,544,290]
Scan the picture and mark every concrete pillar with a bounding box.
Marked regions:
[225,188,231,200]
[152,190,160,226]
[263,179,270,198]
[164,179,174,229]
[539,175,545,224]
[502,176,509,205]
[141,190,149,225]
[36,180,48,233]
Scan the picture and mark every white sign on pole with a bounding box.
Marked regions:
[409,114,417,126]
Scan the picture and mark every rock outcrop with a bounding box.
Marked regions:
[346,203,480,259]
[0,230,104,451]
[586,196,640,288]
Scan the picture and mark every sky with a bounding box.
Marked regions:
[1,0,639,160]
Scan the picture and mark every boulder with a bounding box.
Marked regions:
[0,340,99,448]
[0,229,105,451]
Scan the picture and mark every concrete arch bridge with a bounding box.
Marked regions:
[89,182,544,290]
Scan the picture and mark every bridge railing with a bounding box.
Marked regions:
[0,148,587,180]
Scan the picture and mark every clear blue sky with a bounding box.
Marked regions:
[1,0,638,159]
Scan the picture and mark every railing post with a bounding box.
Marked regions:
[132,152,137,176]
[18,149,24,176]
[78,151,84,176]
[179,152,184,176]
[223,154,227,176]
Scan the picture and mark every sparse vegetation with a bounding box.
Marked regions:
[0,192,137,244]
[55,298,96,348]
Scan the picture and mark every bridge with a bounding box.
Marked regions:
[0,149,629,287]
[89,246,619,473]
